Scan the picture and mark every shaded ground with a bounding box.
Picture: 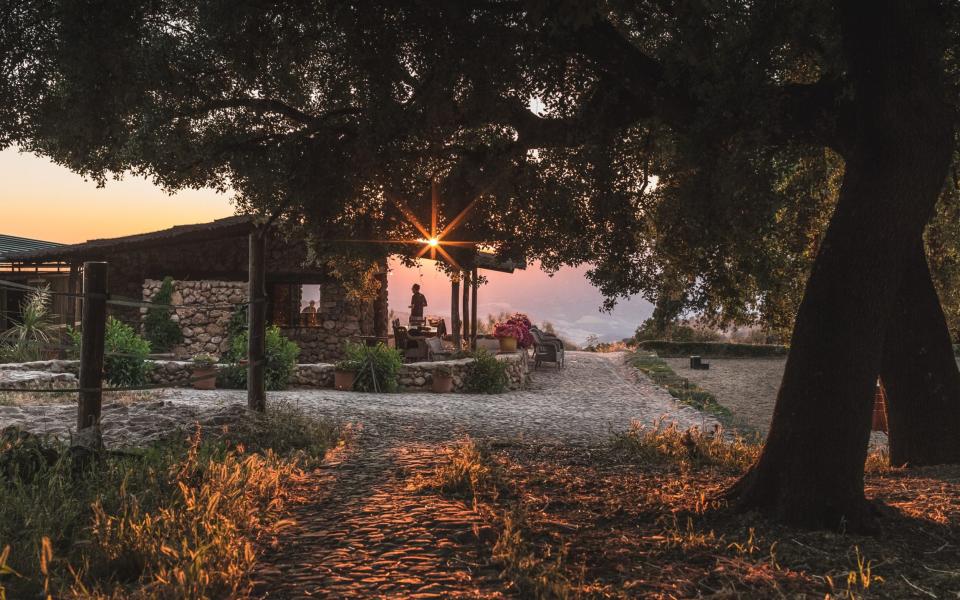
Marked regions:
[6,353,958,597]
[471,440,960,598]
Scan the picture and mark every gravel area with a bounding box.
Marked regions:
[665,357,785,434]
[665,357,892,451]
[0,352,718,448]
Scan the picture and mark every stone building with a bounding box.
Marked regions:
[2,216,389,362]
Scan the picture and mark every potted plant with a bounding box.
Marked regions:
[334,359,359,391]
[432,364,455,393]
[191,353,218,390]
[494,321,521,352]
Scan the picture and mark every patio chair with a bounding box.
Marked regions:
[425,336,453,361]
[530,326,564,370]
[394,322,430,362]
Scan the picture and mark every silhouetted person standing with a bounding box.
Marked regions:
[409,284,427,326]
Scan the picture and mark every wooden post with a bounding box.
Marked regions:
[373,272,388,339]
[462,269,471,343]
[471,267,478,350]
[451,274,461,348]
[66,262,79,328]
[77,261,107,441]
[248,230,267,411]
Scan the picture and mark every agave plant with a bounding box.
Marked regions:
[0,285,58,362]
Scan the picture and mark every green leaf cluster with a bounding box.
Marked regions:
[218,326,299,391]
[464,349,508,394]
[142,276,183,353]
[67,318,153,387]
[0,285,58,363]
[342,342,402,393]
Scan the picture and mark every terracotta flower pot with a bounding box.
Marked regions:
[432,374,454,393]
[498,336,518,352]
[192,366,218,390]
[334,370,356,391]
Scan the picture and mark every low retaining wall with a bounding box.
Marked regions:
[293,352,528,392]
[0,351,530,392]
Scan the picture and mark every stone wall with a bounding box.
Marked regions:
[142,279,379,363]
[294,351,529,392]
[142,279,245,358]
[0,359,197,388]
[0,351,530,392]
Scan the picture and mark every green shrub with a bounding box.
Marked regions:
[635,340,788,358]
[344,342,402,392]
[104,317,153,387]
[219,326,300,390]
[67,317,153,387]
[464,349,508,394]
[142,276,183,352]
[0,284,58,363]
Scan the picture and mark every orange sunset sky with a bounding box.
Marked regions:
[1,147,652,343]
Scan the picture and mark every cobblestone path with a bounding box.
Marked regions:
[253,435,507,599]
[0,352,717,447]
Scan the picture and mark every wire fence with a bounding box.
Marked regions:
[0,278,262,311]
[1,267,266,403]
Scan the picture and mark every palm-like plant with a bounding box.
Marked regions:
[0,285,58,362]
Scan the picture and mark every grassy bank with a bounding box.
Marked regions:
[626,352,735,424]
[0,403,340,599]
[636,340,788,358]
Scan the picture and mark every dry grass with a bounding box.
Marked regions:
[0,389,160,407]
[611,419,760,473]
[436,428,960,599]
[0,403,340,599]
[416,438,503,504]
[425,439,577,599]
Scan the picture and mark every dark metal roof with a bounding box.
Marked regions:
[0,234,63,260]
[4,215,526,272]
[6,215,254,262]
[475,252,526,273]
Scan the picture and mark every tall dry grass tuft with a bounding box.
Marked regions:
[418,438,501,505]
[79,428,297,599]
[0,403,340,599]
[611,419,760,473]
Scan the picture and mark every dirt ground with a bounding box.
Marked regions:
[665,357,786,435]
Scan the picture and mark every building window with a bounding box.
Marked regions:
[269,284,322,328]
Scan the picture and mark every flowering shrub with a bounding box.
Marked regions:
[493,313,534,348]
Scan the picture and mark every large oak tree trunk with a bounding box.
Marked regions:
[881,242,960,466]
[725,0,953,531]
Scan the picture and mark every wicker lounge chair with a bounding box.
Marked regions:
[530,326,564,370]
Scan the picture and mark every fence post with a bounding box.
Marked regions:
[77,261,107,447]
[451,274,461,348]
[461,269,471,343]
[248,229,267,411]
[470,267,478,350]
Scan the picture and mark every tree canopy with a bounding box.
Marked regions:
[8,0,960,529]
[4,0,932,332]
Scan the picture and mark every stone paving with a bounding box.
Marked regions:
[0,351,719,598]
[0,352,717,447]
[253,438,508,599]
